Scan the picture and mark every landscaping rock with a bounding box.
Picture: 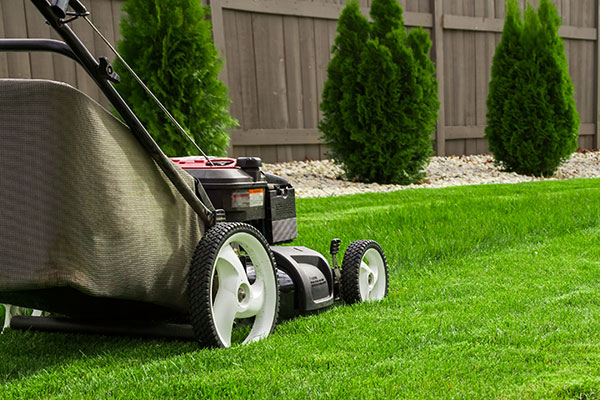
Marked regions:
[262,151,600,198]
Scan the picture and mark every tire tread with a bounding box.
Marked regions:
[188,222,279,348]
[340,240,389,304]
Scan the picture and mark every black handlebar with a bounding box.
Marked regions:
[4,0,215,225]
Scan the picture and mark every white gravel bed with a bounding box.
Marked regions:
[262,151,600,198]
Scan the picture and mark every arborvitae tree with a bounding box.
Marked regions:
[320,0,439,184]
[319,1,370,171]
[485,0,579,176]
[115,0,236,157]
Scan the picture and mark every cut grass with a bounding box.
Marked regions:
[2,179,600,398]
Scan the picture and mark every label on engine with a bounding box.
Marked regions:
[249,188,264,207]
[232,189,264,209]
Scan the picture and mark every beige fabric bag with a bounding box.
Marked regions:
[0,79,203,315]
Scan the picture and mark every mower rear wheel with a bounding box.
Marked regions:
[341,240,388,304]
[188,222,279,348]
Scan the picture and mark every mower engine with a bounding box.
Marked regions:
[171,157,297,245]
[172,156,335,316]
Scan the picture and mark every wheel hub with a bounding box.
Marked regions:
[368,273,374,286]
[237,283,250,305]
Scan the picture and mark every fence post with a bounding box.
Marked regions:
[208,0,228,88]
[596,0,600,149]
[432,0,446,156]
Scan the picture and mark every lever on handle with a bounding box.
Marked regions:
[50,0,69,19]
[50,0,89,19]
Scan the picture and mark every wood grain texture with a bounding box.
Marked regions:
[223,9,243,125]
[0,0,8,77]
[231,129,321,145]
[210,0,228,87]
[433,0,446,155]
[24,1,54,80]
[253,13,288,129]
[445,124,595,140]
[2,0,599,160]
[283,16,304,129]
[597,0,600,147]
[111,0,123,43]
[299,18,319,129]
[235,12,260,130]
[314,19,331,121]
[49,29,78,88]
[3,0,31,79]
[283,15,304,160]
[252,13,288,162]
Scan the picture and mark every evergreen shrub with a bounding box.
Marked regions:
[115,0,236,157]
[319,0,439,184]
[485,0,579,176]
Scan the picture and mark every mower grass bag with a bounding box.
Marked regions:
[0,79,203,320]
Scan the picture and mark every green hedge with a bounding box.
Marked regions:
[485,0,579,176]
[115,0,236,157]
[319,0,439,184]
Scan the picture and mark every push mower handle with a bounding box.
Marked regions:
[50,0,88,19]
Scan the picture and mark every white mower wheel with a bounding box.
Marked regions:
[341,240,389,304]
[188,222,279,348]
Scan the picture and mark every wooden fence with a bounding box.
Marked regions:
[0,0,123,112]
[1,0,598,162]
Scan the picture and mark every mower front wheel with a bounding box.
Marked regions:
[188,222,279,348]
[341,240,389,304]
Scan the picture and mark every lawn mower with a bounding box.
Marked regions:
[0,0,389,348]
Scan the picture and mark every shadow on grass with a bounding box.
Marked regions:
[0,328,199,384]
[0,307,337,385]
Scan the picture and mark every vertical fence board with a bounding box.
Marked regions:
[433,0,446,155]
[445,0,463,154]
[495,0,505,19]
[3,0,31,79]
[252,13,287,162]
[111,0,123,43]
[583,0,595,126]
[283,16,304,160]
[406,0,420,13]
[284,16,304,129]
[292,144,307,161]
[314,19,331,122]
[235,12,259,131]
[474,0,488,153]
[569,1,581,124]
[443,34,454,127]
[299,18,319,129]
[49,29,78,88]
[223,10,243,127]
[597,0,600,148]
[24,1,54,80]
[563,0,571,59]
[0,1,7,77]
[305,144,321,161]
[463,0,477,154]
[419,0,431,13]
[480,6,497,155]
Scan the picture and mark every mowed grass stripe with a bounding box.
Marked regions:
[1,179,600,399]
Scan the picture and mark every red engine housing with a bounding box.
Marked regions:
[170,156,238,169]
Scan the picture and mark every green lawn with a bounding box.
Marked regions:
[2,179,600,399]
